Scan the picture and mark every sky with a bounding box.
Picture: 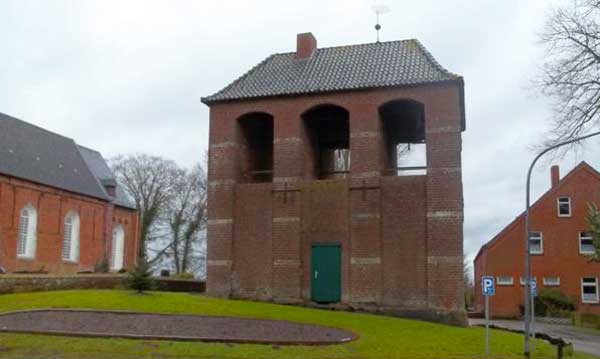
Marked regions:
[1,0,599,274]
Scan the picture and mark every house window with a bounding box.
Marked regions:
[581,277,599,304]
[497,276,514,286]
[17,205,37,259]
[111,225,125,271]
[61,212,80,262]
[529,232,543,255]
[520,277,537,286]
[543,276,560,286]
[580,231,595,254]
[558,197,571,217]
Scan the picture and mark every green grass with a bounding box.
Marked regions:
[0,290,594,359]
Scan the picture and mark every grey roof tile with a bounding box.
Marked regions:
[0,113,110,200]
[77,145,116,186]
[202,39,461,104]
[77,145,136,210]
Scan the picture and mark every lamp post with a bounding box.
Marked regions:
[524,130,600,357]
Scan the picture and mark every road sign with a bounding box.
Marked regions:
[531,278,537,297]
[482,276,495,296]
[482,276,495,357]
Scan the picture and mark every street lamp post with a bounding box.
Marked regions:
[524,130,600,357]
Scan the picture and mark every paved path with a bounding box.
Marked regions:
[0,309,356,345]
[470,318,600,357]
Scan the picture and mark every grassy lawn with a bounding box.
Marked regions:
[0,290,594,359]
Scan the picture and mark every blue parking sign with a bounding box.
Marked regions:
[531,278,537,297]
[482,276,495,296]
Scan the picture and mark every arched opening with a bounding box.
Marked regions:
[17,204,37,259]
[62,211,80,262]
[111,225,125,271]
[379,100,426,176]
[237,112,274,183]
[302,105,350,180]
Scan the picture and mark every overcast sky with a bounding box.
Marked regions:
[1,0,599,271]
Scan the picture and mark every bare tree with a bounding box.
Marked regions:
[463,254,474,310]
[163,164,208,275]
[537,1,600,146]
[110,154,180,260]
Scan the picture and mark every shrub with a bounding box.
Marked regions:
[175,272,194,279]
[534,289,575,317]
[94,258,109,273]
[573,312,600,329]
[127,258,155,293]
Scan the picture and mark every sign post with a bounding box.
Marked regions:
[482,276,495,357]
[530,278,537,352]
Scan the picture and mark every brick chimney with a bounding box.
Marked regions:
[551,165,560,188]
[296,32,317,59]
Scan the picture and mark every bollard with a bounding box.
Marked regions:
[557,342,563,359]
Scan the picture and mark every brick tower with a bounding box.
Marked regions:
[202,33,466,324]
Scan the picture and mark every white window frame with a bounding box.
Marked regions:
[111,225,125,271]
[61,211,80,262]
[529,231,544,255]
[16,204,37,259]
[543,276,560,286]
[497,276,514,286]
[557,197,572,217]
[520,276,537,286]
[581,277,599,304]
[579,231,595,255]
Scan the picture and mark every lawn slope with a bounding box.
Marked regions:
[0,290,593,359]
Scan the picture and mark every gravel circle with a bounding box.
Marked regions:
[0,309,357,345]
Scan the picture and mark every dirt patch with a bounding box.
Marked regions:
[0,309,357,345]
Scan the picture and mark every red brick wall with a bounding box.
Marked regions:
[112,206,139,270]
[381,176,428,306]
[301,180,350,301]
[206,82,465,321]
[474,164,600,317]
[0,174,139,274]
[232,183,273,299]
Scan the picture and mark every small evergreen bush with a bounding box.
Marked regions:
[127,258,155,293]
[175,272,194,279]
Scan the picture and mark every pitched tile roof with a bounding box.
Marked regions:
[0,112,136,209]
[202,39,462,105]
[77,145,136,209]
[0,113,110,200]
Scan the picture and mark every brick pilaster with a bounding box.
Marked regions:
[425,120,464,312]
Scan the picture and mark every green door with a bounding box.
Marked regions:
[311,244,341,303]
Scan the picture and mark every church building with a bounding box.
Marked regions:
[0,113,139,274]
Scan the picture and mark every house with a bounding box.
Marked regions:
[201,33,466,324]
[0,112,139,274]
[474,162,600,318]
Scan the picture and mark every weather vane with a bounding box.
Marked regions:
[371,3,391,43]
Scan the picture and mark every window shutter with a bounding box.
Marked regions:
[17,210,29,256]
[62,217,73,260]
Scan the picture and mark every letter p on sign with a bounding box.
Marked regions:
[482,276,495,296]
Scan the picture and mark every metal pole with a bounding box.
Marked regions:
[531,290,536,353]
[485,294,490,357]
[523,130,600,357]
